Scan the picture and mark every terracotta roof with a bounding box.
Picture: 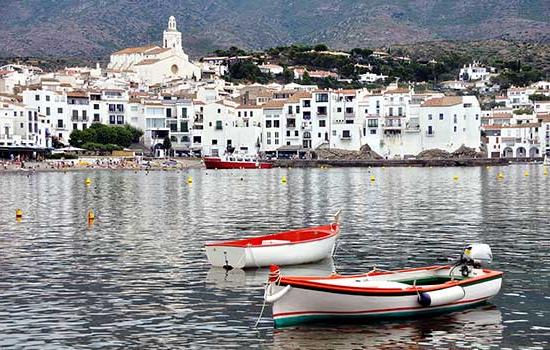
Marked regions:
[135,59,160,66]
[237,104,263,109]
[67,91,88,98]
[484,123,541,129]
[421,96,462,107]
[262,99,286,108]
[288,91,312,103]
[193,100,205,105]
[146,47,171,55]
[112,45,157,56]
[384,87,410,94]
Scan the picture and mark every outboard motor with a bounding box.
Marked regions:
[456,243,493,277]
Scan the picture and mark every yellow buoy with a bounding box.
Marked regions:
[187,176,193,184]
[453,175,459,181]
[85,177,92,186]
[497,172,504,180]
[87,209,95,224]
[15,208,23,219]
[524,171,529,177]
[281,176,287,184]
[544,168,549,176]
[370,175,375,182]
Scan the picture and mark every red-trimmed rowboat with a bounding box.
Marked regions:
[203,155,272,169]
[264,245,502,328]
[205,215,341,269]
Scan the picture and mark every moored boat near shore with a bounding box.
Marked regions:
[264,244,502,328]
[203,154,272,169]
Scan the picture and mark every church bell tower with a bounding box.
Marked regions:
[163,16,182,52]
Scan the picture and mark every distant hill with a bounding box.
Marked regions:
[1,1,549,58]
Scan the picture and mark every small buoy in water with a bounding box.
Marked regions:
[240,177,244,181]
[544,168,549,176]
[85,177,92,186]
[281,176,287,184]
[87,209,95,224]
[370,175,375,182]
[486,165,491,169]
[187,176,193,184]
[453,175,459,181]
[524,170,529,177]
[15,208,23,219]
[497,172,504,180]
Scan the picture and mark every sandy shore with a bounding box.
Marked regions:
[0,158,203,173]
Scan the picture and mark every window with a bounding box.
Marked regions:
[368,119,378,127]
[94,114,100,122]
[286,130,290,137]
[316,93,329,102]
[94,104,99,110]
[266,132,271,145]
[83,124,87,130]
[317,106,327,115]
[58,107,63,114]
[319,120,326,127]
[439,113,444,120]
[266,120,272,128]
[35,95,40,101]
[274,120,280,128]
[296,106,299,114]
[73,123,78,130]
[370,129,377,134]
[193,136,201,144]
[337,107,342,113]
[181,121,189,132]
[217,109,221,114]
[215,121,222,130]
[342,130,351,138]
[454,126,457,132]
[250,111,254,117]
[238,111,241,117]
[389,107,393,116]
[454,115,457,123]
[398,107,403,116]
[46,107,50,116]
[332,130,336,136]
[212,139,218,145]
[288,106,293,114]
[428,126,433,135]
[117,116,124,124]
[303,100,311,108]
[109,115,116,124]
[345,107,353,114]
[295,130,299,136]
[428,114,432,120]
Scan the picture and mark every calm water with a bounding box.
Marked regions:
[0,165,548,349]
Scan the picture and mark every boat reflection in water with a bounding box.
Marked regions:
[205,258,336,289]
[271,305,503,349]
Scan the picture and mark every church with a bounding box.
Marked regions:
[108,16,201,84]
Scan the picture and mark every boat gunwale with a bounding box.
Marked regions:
[277,266,503,296]
[205,223,339,248]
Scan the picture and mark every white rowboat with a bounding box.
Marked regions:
[205,222,340,269]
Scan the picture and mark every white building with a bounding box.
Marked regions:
[107,16,201,84]
[459,62,493,81]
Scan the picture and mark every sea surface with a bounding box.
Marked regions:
[0,165,548,349]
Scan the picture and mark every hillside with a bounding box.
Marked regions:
[0,1,548,58]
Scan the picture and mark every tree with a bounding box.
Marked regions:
[302,71,312,84]
[314,44,328,52]
[282,67,294,84]
[163,136,172,154]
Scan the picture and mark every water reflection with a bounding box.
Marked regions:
[271,306,503,349]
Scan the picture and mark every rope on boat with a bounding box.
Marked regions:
[254,267,282,328]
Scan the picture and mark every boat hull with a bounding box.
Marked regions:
[205,232,339,269]
[270,271,502,328]
[203,157,272,169]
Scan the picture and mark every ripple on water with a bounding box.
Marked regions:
[0,166,548,348]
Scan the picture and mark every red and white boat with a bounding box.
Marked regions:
[205,212,341,269]
[264,244,502,328]
[203,154,272,169]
